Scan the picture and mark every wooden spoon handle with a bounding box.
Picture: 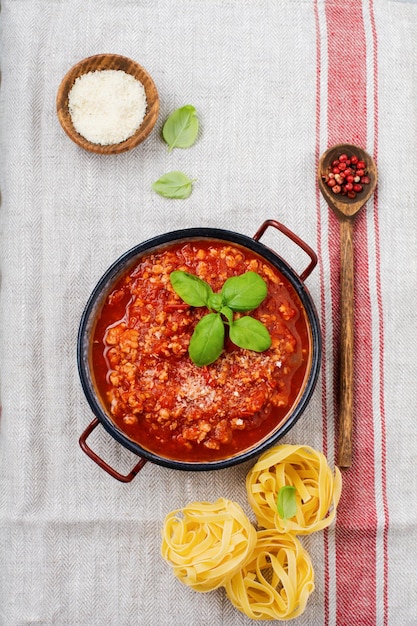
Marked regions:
[338,218,354,468]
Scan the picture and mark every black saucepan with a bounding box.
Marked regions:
[78,220,322,481]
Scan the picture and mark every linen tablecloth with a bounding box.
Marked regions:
[1,1,416,624]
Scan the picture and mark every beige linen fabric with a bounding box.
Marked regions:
[1,1,417,624]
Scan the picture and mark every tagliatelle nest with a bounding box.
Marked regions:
[161,445,342,620]
[225,529,315,621]
[161,497,257,592]
[246,444,342,535]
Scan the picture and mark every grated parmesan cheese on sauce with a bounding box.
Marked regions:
[68,69,147,145]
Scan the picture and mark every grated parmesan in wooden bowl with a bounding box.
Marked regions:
[56,54,159,154]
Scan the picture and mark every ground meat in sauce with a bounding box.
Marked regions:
[93,242,308,459]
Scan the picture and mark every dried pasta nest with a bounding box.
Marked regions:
[161,445,342,620]
[225,529,315,621]
[161,497,257,592]
[246,444,342,534]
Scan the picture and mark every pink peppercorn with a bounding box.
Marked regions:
[324,150,370,198]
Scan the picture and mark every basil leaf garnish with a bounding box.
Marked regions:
[207,292,224,312]
[229,316,272,352]
[189,313,225,366]
[170,271,212,307]
[152,171,195,199]
[220,306,234,325]
[221,272,268,311]
[276,486,297,520]
[162,105,199,152]
[168,270,272,366]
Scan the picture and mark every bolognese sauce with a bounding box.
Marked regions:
[91,241,311,462]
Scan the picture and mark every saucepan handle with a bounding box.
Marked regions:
[253,219,318,282]
[79,417,147,483]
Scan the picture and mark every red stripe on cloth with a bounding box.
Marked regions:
[313,2,330,623]
[369,2,390,623]
[323,2,379,625]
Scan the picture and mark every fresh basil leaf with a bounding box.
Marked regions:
[189,313,225,366]
[162,105,199,152]
[207,293,224,312]
[229,316,271,352]
[220,306,234,325]
[170,269,271,366]
[276,486,297,520]
[170,271,212,307]
[221,271,268,311]
[152,171,195,199]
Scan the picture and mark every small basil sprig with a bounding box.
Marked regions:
[162,105,199,151]
[276,486,297,520]
[170,270,271,366]
[152,171,196,199]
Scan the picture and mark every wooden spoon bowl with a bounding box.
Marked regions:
[317,143,377,219]
[56,54,160,155]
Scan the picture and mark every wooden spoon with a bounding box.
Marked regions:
[317,143,378,469]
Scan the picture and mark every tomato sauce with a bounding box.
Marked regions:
[91,241,311,462]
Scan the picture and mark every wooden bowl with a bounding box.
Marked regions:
[56,54,160,155]
[317,143,377,219]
